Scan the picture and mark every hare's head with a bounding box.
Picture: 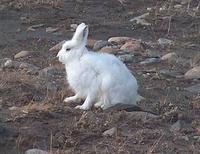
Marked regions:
[57,23,88,64]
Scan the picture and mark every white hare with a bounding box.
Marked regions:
[57,23,140,110]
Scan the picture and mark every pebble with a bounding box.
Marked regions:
[25,149,50,154]
[103,127,117,137]
[120,40,141,51]
[140,58,160,65]
[70,24,78,31]
[108,37,132,44]
[185,84,200,93]
[184,66,200,79]
[49,40,66,51]
[170,120,181,132]
[100,46,119,54]
[93,40,110,51]
[46,27,59,33]
[87,39,97,49]
[158,38,174,48]
[14,50,33,59]
[117,54,135,63]
[27,24,44,31]
[159,69,184,78]
[146,49,160,58]
[161,52,178,61]
[39,66,65,79]
[0,58,11,68]
[3,59,21,69]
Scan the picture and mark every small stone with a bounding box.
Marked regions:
[103,127,117,137]
[0,58,11,68]
[19,62,40,75]
[161,52,178,61]
[185,66,200,79]
[25,149,50,154]
[70,24,78,31]
[46,27,59,33]
[170,120,181,132]
[159,69,184,78]
[146,49,160,58]
[27,24,44,31]
[140,58,160,65]
[9,106,20,111]
[158,38,174,48]
[185,84,200,93]
[3,60,21,69]
[49,40,66,51]
[130,13,151,26]
[181,0,191,5]
[100,46,119,54]
[108,37,132,44]
[39,66,65,79]
[117,54,134,63]
[181,135,189,141]
[120,40,141,51]
[93,40,110,51]
[14,51,33,59]
[87,39,97,49]
[174,4,182,9]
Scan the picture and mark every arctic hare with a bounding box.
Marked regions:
[57,23,140,110]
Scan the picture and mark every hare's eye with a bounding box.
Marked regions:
[66,48,70,51]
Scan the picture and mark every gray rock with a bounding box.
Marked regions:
[103,127,117,137]
[14,51,33,59]
[185,84,200,93]
[130,13,151,26]
[170,120,181,132]
[93,40,110,51]
[49,40,66,51]
[70,24,78,31]
[39,66,65,79]
[140,58,160,65]
[25,149,49,154]
[146,49,160,58]
[27,24,44,31]
[3,59,21,69]
[0,58,11,68]
[108,37,132,44]
[158,38,174,48]
[161,52,178,61]
[19,62,40,75]
[117,54,134,63]
[185,66,200,79]
[46,27,59,33]
[159,69,184,78]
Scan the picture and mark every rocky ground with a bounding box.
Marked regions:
[0,0,200,153]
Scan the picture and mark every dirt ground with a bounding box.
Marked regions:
[0,0,200,153]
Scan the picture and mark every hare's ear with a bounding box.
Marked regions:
[82,25,89,42]
[72,23,88,46]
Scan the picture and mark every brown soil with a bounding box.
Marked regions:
[0,0,200,153]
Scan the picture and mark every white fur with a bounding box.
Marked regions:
[57,23,140,110]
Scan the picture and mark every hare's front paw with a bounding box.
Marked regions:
[64,94,81,103]
[75,105,90,110]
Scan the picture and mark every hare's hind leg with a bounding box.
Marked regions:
[64,93,82,103]
[94,101,103,108]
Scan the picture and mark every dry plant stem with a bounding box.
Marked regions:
[50,131,53,154]
[148,133,164,153]
[167,15,172,36]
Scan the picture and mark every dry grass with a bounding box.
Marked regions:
[12,0,62,8]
